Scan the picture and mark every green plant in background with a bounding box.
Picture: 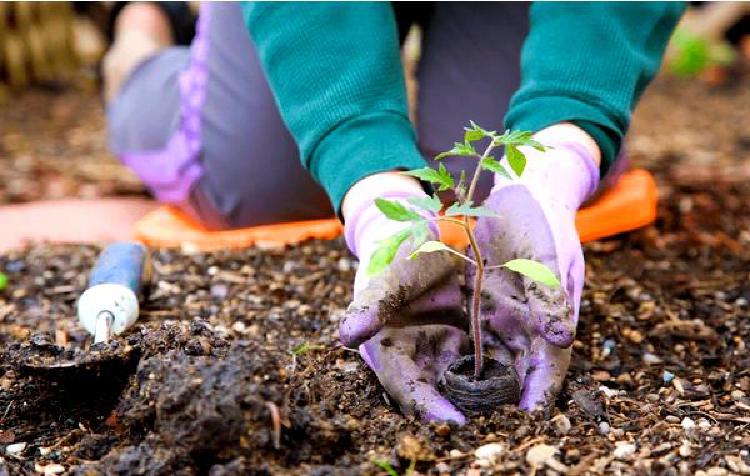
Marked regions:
[368,121,560,379]
[670,28,736,78]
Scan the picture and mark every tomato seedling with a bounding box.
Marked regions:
[368,121,560,379]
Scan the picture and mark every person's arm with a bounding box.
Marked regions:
[242,2,426,212]
[504,1,686,176]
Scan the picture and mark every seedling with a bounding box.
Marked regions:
[371,457,415,476]
[0,273,7,291]
[368,121,560,380]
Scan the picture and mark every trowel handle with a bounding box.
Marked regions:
[77,242,150,340]
[89,241,148,292]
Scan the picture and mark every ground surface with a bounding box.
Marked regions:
[2,69,750,475]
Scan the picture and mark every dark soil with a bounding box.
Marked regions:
[2,71,750,473]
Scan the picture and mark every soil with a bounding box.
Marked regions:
[2,69,750,473]
[0,84,146,206]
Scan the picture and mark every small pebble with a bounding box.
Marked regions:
[449,449,463,458]
[210,284,228,299]
[601,339,616,358]
[34,464,65,475]
[643,353,663,364]
[706,468,728,476]
[434,462,451,473]
[5,442,26,454]
[474,443,505,464]
[551,414,571,435]
[698,418,711,431]
[599,421,611,435]
[679,441,691,457]
[526,444,555,467]
[599,385,618,398]
[613,442,636,459]
[681,417,696,433]
[662,370,675,384]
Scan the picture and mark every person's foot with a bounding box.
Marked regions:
[102,2,174,103]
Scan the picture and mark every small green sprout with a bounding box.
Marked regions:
[0,273,7,291]
[368,121,560,378]
[291,341,325,356]
[371,457,415,476]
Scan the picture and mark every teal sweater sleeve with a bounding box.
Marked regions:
[505,2,686,176]
[242,2,425,213]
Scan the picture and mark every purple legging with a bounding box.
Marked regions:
[108,2,532,229]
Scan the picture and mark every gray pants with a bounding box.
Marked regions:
[108,2,528,229]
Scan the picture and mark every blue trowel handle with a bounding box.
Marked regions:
[89,242,148,293]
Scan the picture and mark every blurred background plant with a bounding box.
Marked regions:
[666,2,750,84]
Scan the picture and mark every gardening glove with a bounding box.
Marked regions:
[472,123,601,411]
[360,325,469,425]
[339,173,470,424]
[339,173,465,347]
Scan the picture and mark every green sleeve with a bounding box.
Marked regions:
[504,2,686,176]
[242,2,425,213]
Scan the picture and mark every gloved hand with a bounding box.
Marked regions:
[360,325,468,424]
[339,173,465,347]
[472,123,600,411]
[340,172,469,424]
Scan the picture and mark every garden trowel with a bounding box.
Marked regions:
[17,242,149,375]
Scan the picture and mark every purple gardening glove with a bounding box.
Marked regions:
[360,325,469,425]
[472,125,600,411]
[339,173,469,423]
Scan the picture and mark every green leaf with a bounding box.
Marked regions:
[436,163,455,191]
[407,195,442,213]
[502,259,561,288]
[375,198,421,222]
[366,229,412,277]
[445,202,499,218]
[479,157,512,180]
[371,459,400,476]
[464,128,484,143]
[434,141,477,161]
[496,130,547,152]
[0,273,6,291]
[465,120,497,140]
[409,221,430,249]
[402,165,454,191]
[407,240,451,260]
[505,145,527,176]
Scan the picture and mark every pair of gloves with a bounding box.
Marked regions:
[339,125,601,425]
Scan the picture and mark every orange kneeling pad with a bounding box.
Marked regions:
[134,169,657,250]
